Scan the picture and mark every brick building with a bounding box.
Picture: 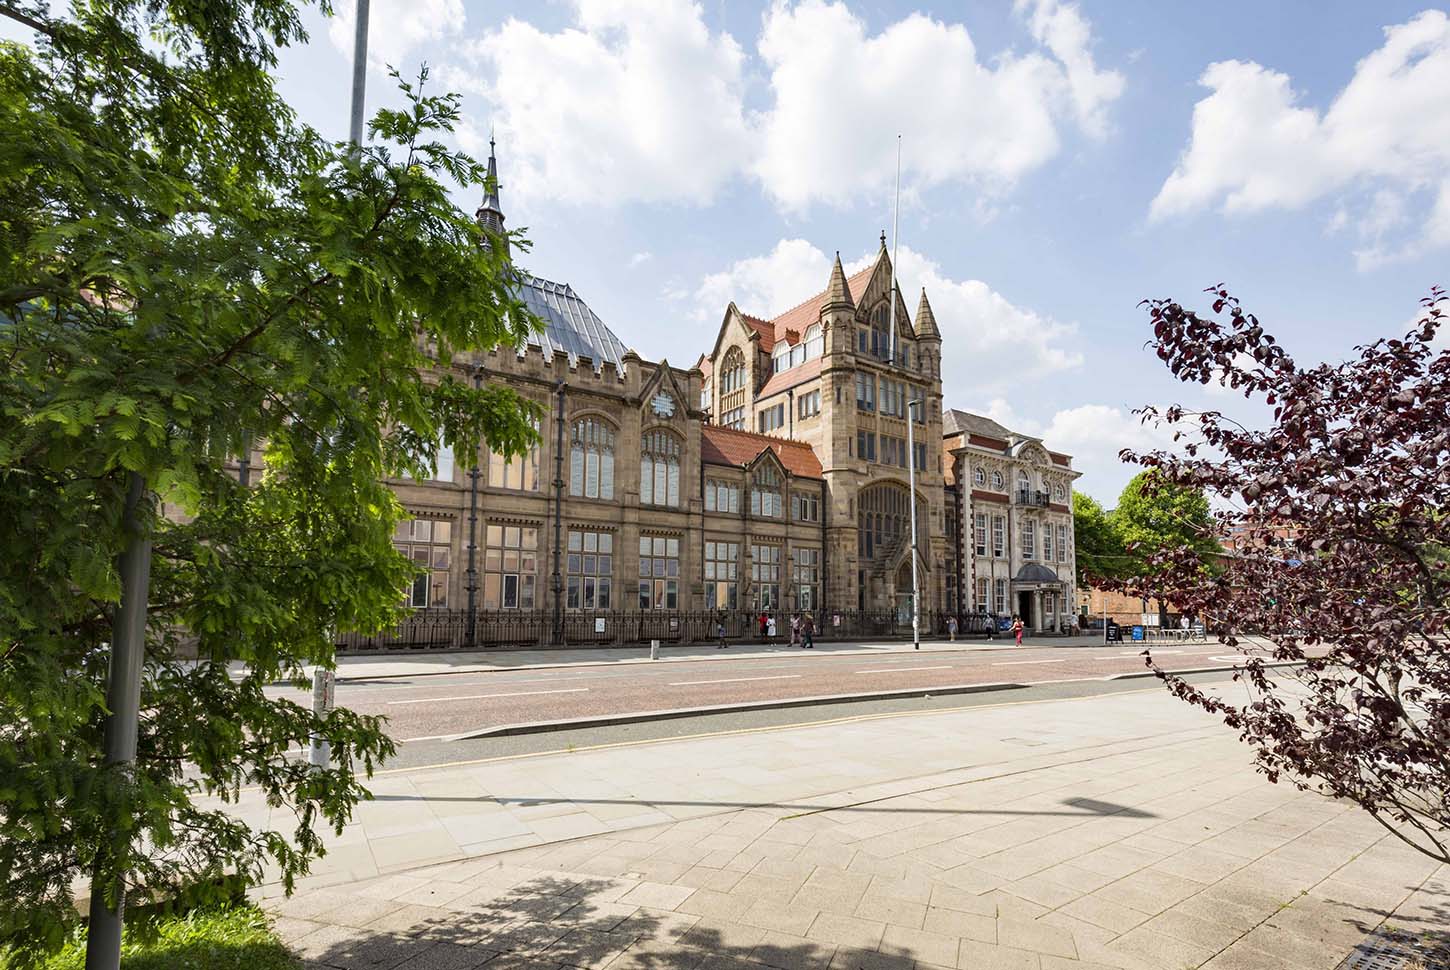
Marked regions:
[373,144,1079,644]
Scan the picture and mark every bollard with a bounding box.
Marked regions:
[650,639,660,660]
[309,668,335,769]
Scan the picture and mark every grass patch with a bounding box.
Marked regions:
[4,906,299,970]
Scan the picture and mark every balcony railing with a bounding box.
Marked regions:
[1017,489,1051,507]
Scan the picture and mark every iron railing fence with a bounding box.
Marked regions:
[334,608,1015,653]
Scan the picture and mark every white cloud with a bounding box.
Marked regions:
[692,239,834,322]
[328,0,465,70]
[690,238,1082,388]
[1151,10,1450,266]
[754,0,1123,209]
[460,0,1118,209]
[466,0,750,206]
[628,251,654,268]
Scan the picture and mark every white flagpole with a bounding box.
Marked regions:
[886,134,902,365]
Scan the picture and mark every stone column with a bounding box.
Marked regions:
[1033,590,1044,633]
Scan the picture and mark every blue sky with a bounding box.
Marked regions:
[8,1,1448,503]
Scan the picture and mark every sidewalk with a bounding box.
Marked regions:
[251,686,1443,969]
[303,635,1161,682]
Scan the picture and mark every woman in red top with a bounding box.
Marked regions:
[1012,616,1024,646]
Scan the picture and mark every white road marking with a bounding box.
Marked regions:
[992,659,1069,666]
[667,674,801,686]
[855,665,954,674]
[388,688,590,705]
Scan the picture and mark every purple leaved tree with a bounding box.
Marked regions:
[1118,284,1450,863]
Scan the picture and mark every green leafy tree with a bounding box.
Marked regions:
[1070,492,1125,586]
[1113,469,1220,576]
[0,1,538,961]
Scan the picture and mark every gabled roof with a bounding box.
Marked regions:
[756,356,823,400]
[695,354,712,379]
[700,425,824,478]
[943,409,1015,440]
[515,273,627,372]
[763,265,874,345]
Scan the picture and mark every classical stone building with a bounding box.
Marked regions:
[943,410,1080,632]
[380,144,1078,642]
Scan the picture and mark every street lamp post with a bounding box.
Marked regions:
[465,364,482,649]
[906,399,921,650]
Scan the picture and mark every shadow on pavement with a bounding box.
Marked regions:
[286,873,927,970]
[362,794,1157,821]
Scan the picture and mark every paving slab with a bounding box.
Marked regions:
[259,687,1444,970]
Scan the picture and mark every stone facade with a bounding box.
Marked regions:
[944,410,1080,632]
[377,144,1078,637]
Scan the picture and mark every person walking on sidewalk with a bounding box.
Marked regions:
[790,612,800,647]
[1012,615,1024,646]
[947,615,958,642]
[759,611,770,643]
[800,612,815,649]
[716,612,728,649]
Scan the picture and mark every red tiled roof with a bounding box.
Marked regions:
[761,265,874,342]
[700,425,824,478]
[695,354,712,378]
[740,313,776,351]
[756,356,822,399]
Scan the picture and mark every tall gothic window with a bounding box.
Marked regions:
[569,417,615,499]
[721,347,746,393]
[857,482,924,563]
[640,429,681,507]
[751,464,783,517]
[487,418,540,491]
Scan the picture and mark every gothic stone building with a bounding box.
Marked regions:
[385,145,1078,640]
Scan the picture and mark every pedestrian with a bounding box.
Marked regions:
[759,611,769,642]
[766,613,777,642]
[801,612,815,649]
[1012,615,1024,646]
[716,612,728,649]
[790,613,801,647]
[947,615,958,642]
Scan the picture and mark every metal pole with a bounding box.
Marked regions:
[886,134,902,366]
[551,381,566,645]
[85,472,152,970]
[348,0,371,147]
[907,400,921,650]
[465,366,481,649]
[308,668,335,768]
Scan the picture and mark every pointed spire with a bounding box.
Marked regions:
[879,229,888,251]
[821,251,854,311]
[476,133,508,256]
[914,288,941,341]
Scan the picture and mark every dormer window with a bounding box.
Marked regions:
[751,464,783,517]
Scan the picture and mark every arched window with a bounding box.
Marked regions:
[570,417,615,499]
[720,347,748,429]
[722,347,746,393]
[640,429,681,507]
[772,343,789,374]
[973,466,986,486]
[804,324,823,360]
[857,482,926,562]
[991,469,1004,489]
[1018,470,1030,496]
[789,343,803,367]
[751,463,783,517]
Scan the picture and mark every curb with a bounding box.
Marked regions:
[447,680,1028,739]
[330,641,1063,684]
[1106,659,1306,680]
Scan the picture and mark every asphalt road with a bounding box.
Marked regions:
[268,640,1261,748]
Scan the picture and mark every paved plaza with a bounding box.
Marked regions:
[252,685,1448,970]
